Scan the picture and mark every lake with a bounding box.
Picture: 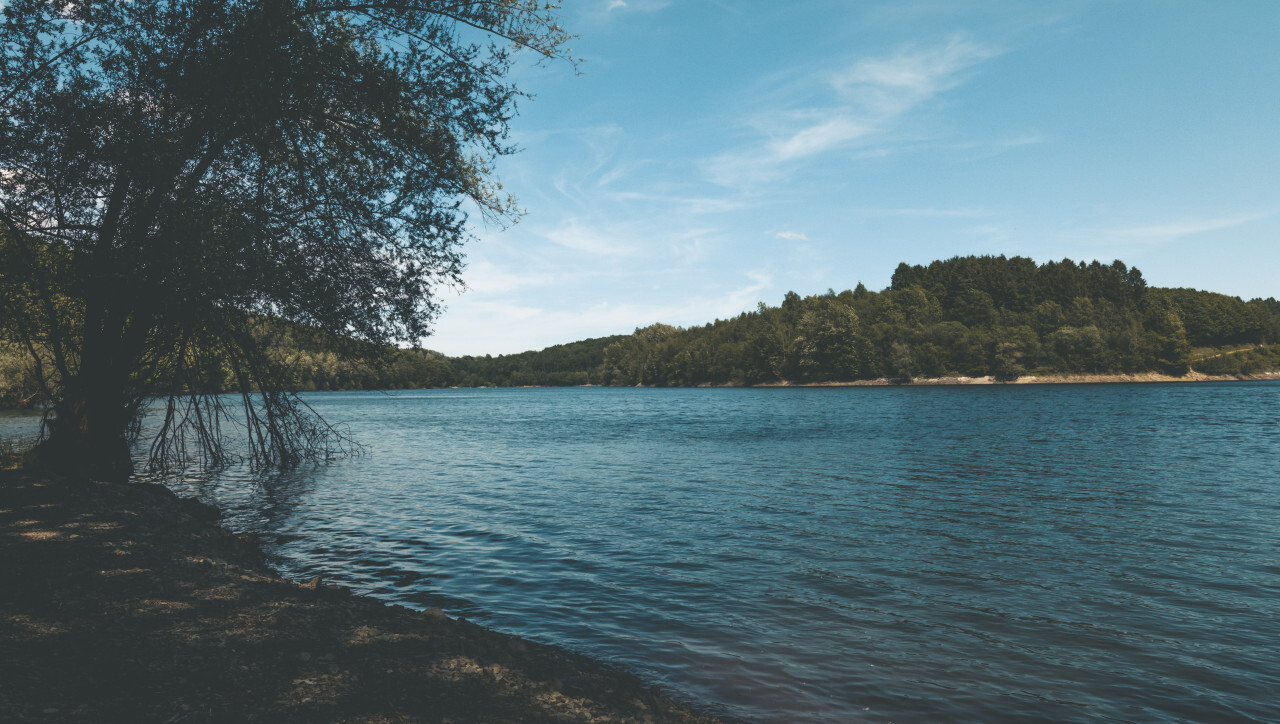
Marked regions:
[131,383,1280,721]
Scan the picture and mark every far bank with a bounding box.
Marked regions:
[752,370,1280,387]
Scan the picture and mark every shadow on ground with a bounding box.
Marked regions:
[0,470,729,723]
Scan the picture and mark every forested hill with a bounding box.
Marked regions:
[450,256,1280,387]
[4,256,1280,406]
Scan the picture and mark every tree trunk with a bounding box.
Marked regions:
[38,383,134,482]
[36,304,140,482]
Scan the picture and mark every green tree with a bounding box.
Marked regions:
[0,0,570,479]
[887,342,916,384]
[952,289,997,327]
[1047,326,1107,372]
[1143,305,1192,376]
[795,300,868,381]
[348,255,1280,391]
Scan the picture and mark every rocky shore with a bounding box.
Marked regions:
[0,469,727,723]
[754,370,1280,387]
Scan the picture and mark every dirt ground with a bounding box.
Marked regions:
[0,469,728,723]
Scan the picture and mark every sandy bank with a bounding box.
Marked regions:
[754,370,1280,387]
[0,469,725,723]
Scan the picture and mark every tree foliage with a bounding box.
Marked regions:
[448,256,1280,387]
[0,0,570,478]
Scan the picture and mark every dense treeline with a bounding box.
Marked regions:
[458,256,1280,387]
[0,322,457,409]
[449,336,627,388]
[3,256,1278,406]
[0,341,43,408]
[259,324,457,392]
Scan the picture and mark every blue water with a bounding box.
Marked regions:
[0,409,42,444]
[139,384,1280,721]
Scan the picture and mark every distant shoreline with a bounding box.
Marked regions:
[751,370,1280,388]
[2,371,1277,415]
[482,370,1280,389]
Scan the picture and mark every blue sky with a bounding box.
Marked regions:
[428,0,1280,356]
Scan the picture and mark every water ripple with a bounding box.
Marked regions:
[145,383,1280,723]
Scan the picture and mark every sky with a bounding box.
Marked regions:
[426,0,1280,356]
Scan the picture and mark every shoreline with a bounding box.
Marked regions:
[455,370,1280,391]
[752,370,1280,387]
[0,469,728,723]
[2,371,1277,414]
[462,370,1280,390]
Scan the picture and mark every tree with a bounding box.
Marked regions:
[887,342,915,384]
[1142,304,1192,376]
[0,0,570,479]
[795,299,867,382]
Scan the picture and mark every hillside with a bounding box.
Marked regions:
[3,256,1279,405]
[451,256,1280,387]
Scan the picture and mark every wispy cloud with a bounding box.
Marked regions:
[948,130,1046,153]
[846,206,990,218]
[542,220,641,256]
[458,260,556,295]
[1110,212,1273,242]
[775,230,809,241]
[581,0,668,21]
[535,124,628,205]
[605,190,752,215]
[769,118,873,162]
[832,36,998,109]
[704,35,1002,186]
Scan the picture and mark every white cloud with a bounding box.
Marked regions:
[582,0,667,21]
[429,270,777,356]
[663,226,727,265]
[543,220,640,256]
[834,36,998,105]
[459,260,556,295]
[770,117,873,161]
[775,231,809,241]
[846,206,989,218]
[703,34,1002,187]
[948,131,1046,153]
[725,272,773,311]
[1110,212,1273,242]
[604,190,750,215]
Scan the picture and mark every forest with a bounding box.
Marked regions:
[450,256,1280,387]
[3,255,1279,406]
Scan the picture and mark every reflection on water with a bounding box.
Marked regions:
[125,384,1280,722]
